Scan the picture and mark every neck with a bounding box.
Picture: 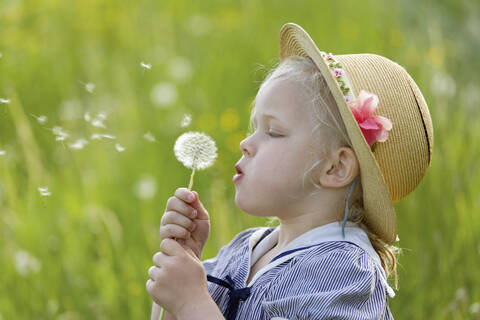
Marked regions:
[273,187,347,251]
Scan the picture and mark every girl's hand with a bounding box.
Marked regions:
[160,188,210,260]
[146,238,212,317]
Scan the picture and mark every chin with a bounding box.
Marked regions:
[234,192,274,218]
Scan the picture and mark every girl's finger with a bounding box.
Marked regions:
[160,211,195,231]
[160,238,182,256]
[165,197,197,219]
[153,251,166,267]
[174,187,196,204]
[159,224,191,240]
[148,265,160,280]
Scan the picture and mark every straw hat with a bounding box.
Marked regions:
[279,23,434,244]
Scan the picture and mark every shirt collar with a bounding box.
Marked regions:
[249,221,381,265]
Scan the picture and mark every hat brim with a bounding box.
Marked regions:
[279,23,396,244]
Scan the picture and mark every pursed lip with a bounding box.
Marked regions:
[235,164,243,174]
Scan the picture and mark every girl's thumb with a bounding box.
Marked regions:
[191,191,209,220]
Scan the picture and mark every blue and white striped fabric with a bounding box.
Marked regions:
[203,221,395,320]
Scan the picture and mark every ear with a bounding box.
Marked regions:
[318,147,359,188]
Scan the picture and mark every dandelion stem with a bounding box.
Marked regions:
[188,167,196,191]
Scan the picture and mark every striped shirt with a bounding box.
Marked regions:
[203,221,395,320]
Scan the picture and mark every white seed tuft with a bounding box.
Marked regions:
[144,132,156,142]
[85,82,95,93]
[140,61,152,70]
[38,186,51,196]
[181,113,192,127]
[174,131,217,170]
[69,138,89,150]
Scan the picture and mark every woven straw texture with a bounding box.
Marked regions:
[279,23,433,244]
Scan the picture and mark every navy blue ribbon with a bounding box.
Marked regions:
[207,274,251,320]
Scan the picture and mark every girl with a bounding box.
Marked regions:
[146,23,433,320]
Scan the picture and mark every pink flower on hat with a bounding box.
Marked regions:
[334,68,344,77]
[348,90,393,148]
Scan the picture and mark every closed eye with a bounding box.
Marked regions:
[267,131,282,137]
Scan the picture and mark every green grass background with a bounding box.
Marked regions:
[1,0,479,319]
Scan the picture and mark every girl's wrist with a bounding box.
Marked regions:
[175,292,224,320]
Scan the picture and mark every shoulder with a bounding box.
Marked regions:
[262,241,394,319]
[283,241,379,292]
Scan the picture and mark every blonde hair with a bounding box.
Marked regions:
[249,55,401,289]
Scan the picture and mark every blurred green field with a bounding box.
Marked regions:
[1,0,479,319]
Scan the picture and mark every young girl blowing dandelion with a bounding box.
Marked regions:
[146,23,434,320]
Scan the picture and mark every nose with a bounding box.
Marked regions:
[240,134,253,156]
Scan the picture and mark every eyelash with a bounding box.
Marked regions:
[267,131,281,137]
[248,128,282,138]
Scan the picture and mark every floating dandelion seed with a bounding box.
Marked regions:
[174,131,217,190]
[91,118,106,128]
[97,111,107,120]
[85,82,95,93]
[91,133,116,140]
[38,186,51,196]
[181,113,192,127]
[0,98,10,104]
[143,131,156,142]
[140,62,152,70]
[69,138,89,150]
[115,143,125,152]
[0,150,6,156]
[52,126,69,141]
[30,114,48,124]
[84,112,91,122]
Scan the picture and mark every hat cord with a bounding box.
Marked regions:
[341,178,356,238]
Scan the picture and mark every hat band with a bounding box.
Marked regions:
[319,51,356,103]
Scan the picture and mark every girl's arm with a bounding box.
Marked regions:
[175,295,225,320]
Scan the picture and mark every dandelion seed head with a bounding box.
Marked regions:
[168,57,192,82]
[431,72,456,98]
[470,302,480,314]
[151,82,178,108]
[186,14,212,36]
[85,82,95,93]
[181,114,192,127]
[143,132,156,142]
[140,61,152,70]
[174,131,217,170]
[69,138,89,150]
[0,98,11,104]
[47,300,59,315]
[115,143,125,152]
[14,250,42,276]
[133,175,157,199]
